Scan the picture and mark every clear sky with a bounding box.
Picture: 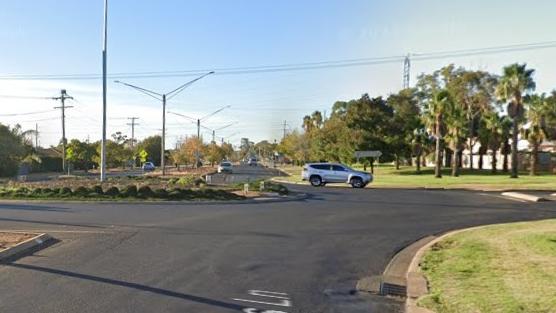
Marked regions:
[1,0,555,148]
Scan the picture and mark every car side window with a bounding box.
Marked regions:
[332,165,346,171]
[311,164,331,171]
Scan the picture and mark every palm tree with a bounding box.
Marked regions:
[483,112,504,174]
[496,63,536,178]
[424,89,452,178]
[524,94,553,175]
[445,103,467,177]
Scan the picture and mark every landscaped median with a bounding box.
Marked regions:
[415,219,556,313]
[0,176,290,202]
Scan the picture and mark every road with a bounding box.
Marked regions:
[1,170,555,312]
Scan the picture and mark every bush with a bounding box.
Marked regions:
[91,185,103,195]
[137,186,154,198]
[51,188,61,194]
[194,177,206,187]
[104,186,120,197]
[122,185,138,198]
[42,188,53,194]
[73,186,89,197]
[154,188,168,199]
[31,188,43,195]
[167,189,183,200]
[179,188,195,200]
[168,177,179,185]
[59,187,72,196]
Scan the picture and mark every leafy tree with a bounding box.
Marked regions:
[422,88,452,178]
[496,63,536,178]
[66,139,97,172]
[136,136,162,166]
[0,124,34,177]
[444,100,468,176]
[206,142,225,166]
[171,137,205,167]
[221,142,235,161]
[387,88,421,169]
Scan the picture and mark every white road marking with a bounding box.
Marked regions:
[233,298,291,307]
[243,309,288,313]
[248,290,289,299]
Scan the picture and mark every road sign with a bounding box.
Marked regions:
[354,150,382,158]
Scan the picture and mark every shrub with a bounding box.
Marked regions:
[42,188,53,194]
[122,185,138,198]
[179,188,195,199]
[168,177,179,185]
[51,188,61,194]
[59,187,72,196]
[73,186,89,197]
[104,186,120,197]
[167,189,183,200]
[91,185,103,195]
[193,177,206,187]
[31,188,43,195]
[174,176,195,187]
[137,186,154,198]
[154,188,168,199]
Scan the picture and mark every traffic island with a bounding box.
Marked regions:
[0,232,54,263]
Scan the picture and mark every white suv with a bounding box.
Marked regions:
[301,163,373,188]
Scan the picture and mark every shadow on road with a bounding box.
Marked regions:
[0,203,71,212]
[0,217,104,229]
[7,263,246,311]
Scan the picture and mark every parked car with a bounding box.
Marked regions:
[301,163,372,188]
[218,161,233,173]
[247,158,258,166]
[142,162,156,171]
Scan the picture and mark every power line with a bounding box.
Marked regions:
[0,110,55,117]
[1,40,556,81]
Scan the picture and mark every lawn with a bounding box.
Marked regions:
[275,164,556,190]
[418,219,556,313]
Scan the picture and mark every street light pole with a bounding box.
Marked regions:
[100,0,108,182]
[162,94,166,174]
[114,71,213,176]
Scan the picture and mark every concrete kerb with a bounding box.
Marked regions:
[501,191,548,202]
[0,233,54,263]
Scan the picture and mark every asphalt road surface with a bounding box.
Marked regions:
[1,181,556,312]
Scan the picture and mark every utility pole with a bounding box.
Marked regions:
[53,89,74,173]
[127,117,139,148]
[101,0,108,182]
[35,123,39,148]
[115,71,214,175]
[282,120,288,140]
[403,54,411,89]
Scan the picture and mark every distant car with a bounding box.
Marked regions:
[142,162,155,171]
[218,161,233,173]
[302,163,373,188]
[247,158,258,166]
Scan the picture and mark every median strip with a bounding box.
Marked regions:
[500,191,548,202]
[0,232,54,263]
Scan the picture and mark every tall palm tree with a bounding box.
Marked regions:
[483,112,504,174]
[496,63,536,178]
[424,89,452,178]
[524,94,553,175]
[445,102,467,177]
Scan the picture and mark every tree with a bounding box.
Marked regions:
[221,143,235,161]
[524,94,553,175]
[171,137,205,168]
[423,89,452,178]
[387,88,421,169]
[0,124,33,177]
[136,136,162,166]
[483,112,504,173]
[66,139,97,172]
[496,63,536,178]
[444,100,467,176]
[206,142,225,166]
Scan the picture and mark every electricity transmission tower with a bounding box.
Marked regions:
[403,54,411,89]
[52,89,74,173]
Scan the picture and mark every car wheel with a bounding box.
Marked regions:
[309,175,322,187]
[350,177,364,188]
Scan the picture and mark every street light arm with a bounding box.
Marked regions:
[165,71,215,100]
[200,105,231,121]
[167,111,197,122]
[214,122,237,131]
[114,80,163,100]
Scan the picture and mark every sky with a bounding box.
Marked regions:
[1,0,556,148]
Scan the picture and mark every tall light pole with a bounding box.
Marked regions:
[100,0,108,182]
[114,71,214,175]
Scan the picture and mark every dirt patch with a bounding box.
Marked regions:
[0,232,37,250]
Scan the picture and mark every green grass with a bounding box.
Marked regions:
[419,219,556,313]
[275,165,556,190]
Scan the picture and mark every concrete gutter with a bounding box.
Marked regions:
[500,192,548,202]
[0,233,54,263]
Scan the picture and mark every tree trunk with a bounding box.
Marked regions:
[511,119,519,178]
[479,153,484,170]
[370,158,375,174]
[416,151,421,174]
[395,154,400,170]
[468,118,474,170]
[434,117,442,178]
[491,149,498,174]
[451,147,460,177]
[530,142,538,176]
[503,142,509,173]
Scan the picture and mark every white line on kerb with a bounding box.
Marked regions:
[233,298,291,307]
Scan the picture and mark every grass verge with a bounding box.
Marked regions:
[275,165,556,190]
[418,219,556,313]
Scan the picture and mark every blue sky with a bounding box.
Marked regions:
[1,0,556,147]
